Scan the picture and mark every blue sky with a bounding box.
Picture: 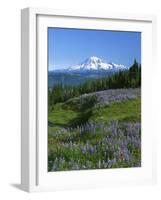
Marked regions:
[48,27,141,70]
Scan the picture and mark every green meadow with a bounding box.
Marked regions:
[48,61,141,171]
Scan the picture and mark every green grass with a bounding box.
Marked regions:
[48,96,141,171]
[91,97,141,123]
[48,97,141,127]
[48,103,78,127]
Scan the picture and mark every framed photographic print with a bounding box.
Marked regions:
[21,7,157,192]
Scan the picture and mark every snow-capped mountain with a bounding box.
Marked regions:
[50,56,128,74]
[67,56,127,72]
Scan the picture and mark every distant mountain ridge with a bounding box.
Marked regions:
[50,56,128,73]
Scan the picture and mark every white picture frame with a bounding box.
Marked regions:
[21,7,157,192]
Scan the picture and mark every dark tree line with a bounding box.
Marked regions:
[48,60,141,106]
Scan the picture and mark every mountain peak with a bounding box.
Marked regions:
[87,56,102,62]
[52,56,128,72]
[67,56,127,72]
[79,56,103,69]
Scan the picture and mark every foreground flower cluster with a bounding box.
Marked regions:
[48,121,141,171]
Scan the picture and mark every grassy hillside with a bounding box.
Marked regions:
[48,97,141,127]
[48,88,141,171]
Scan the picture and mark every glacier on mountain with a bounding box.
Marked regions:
[50,56,128,73]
